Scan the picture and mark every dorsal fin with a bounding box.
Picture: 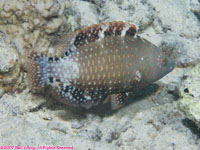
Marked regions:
[53,21,137,57]
[73,21,137,48]
[53,31,76,57]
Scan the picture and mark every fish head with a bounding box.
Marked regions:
[148,48,175,82]
[160,54,175,74]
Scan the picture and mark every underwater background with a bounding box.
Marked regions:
[0,0,200,149]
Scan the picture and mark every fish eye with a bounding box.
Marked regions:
[162,58,168,66]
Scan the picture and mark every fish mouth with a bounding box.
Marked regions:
[169,65,175,72]
[168,58,175,73]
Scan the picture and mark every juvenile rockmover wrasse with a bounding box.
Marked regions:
[27,21,175,110]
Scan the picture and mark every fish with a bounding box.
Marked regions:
[27,21,175,110]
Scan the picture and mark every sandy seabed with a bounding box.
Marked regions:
[0,0,200,149]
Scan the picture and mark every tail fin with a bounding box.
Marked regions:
[26,52,49,90]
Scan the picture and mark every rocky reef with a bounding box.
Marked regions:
[0,32,21,96]
[179,64,200,128]
[0,0,200,149]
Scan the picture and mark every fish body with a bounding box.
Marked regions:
[27,21,175,109]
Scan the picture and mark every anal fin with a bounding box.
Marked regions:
[51,84,106,109]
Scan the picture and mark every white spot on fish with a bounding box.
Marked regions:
[85,96,91,101]
[98,23,109,41]
[135,70,142,82]
[121,23,131,37]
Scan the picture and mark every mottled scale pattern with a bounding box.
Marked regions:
[27,21,175,110]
